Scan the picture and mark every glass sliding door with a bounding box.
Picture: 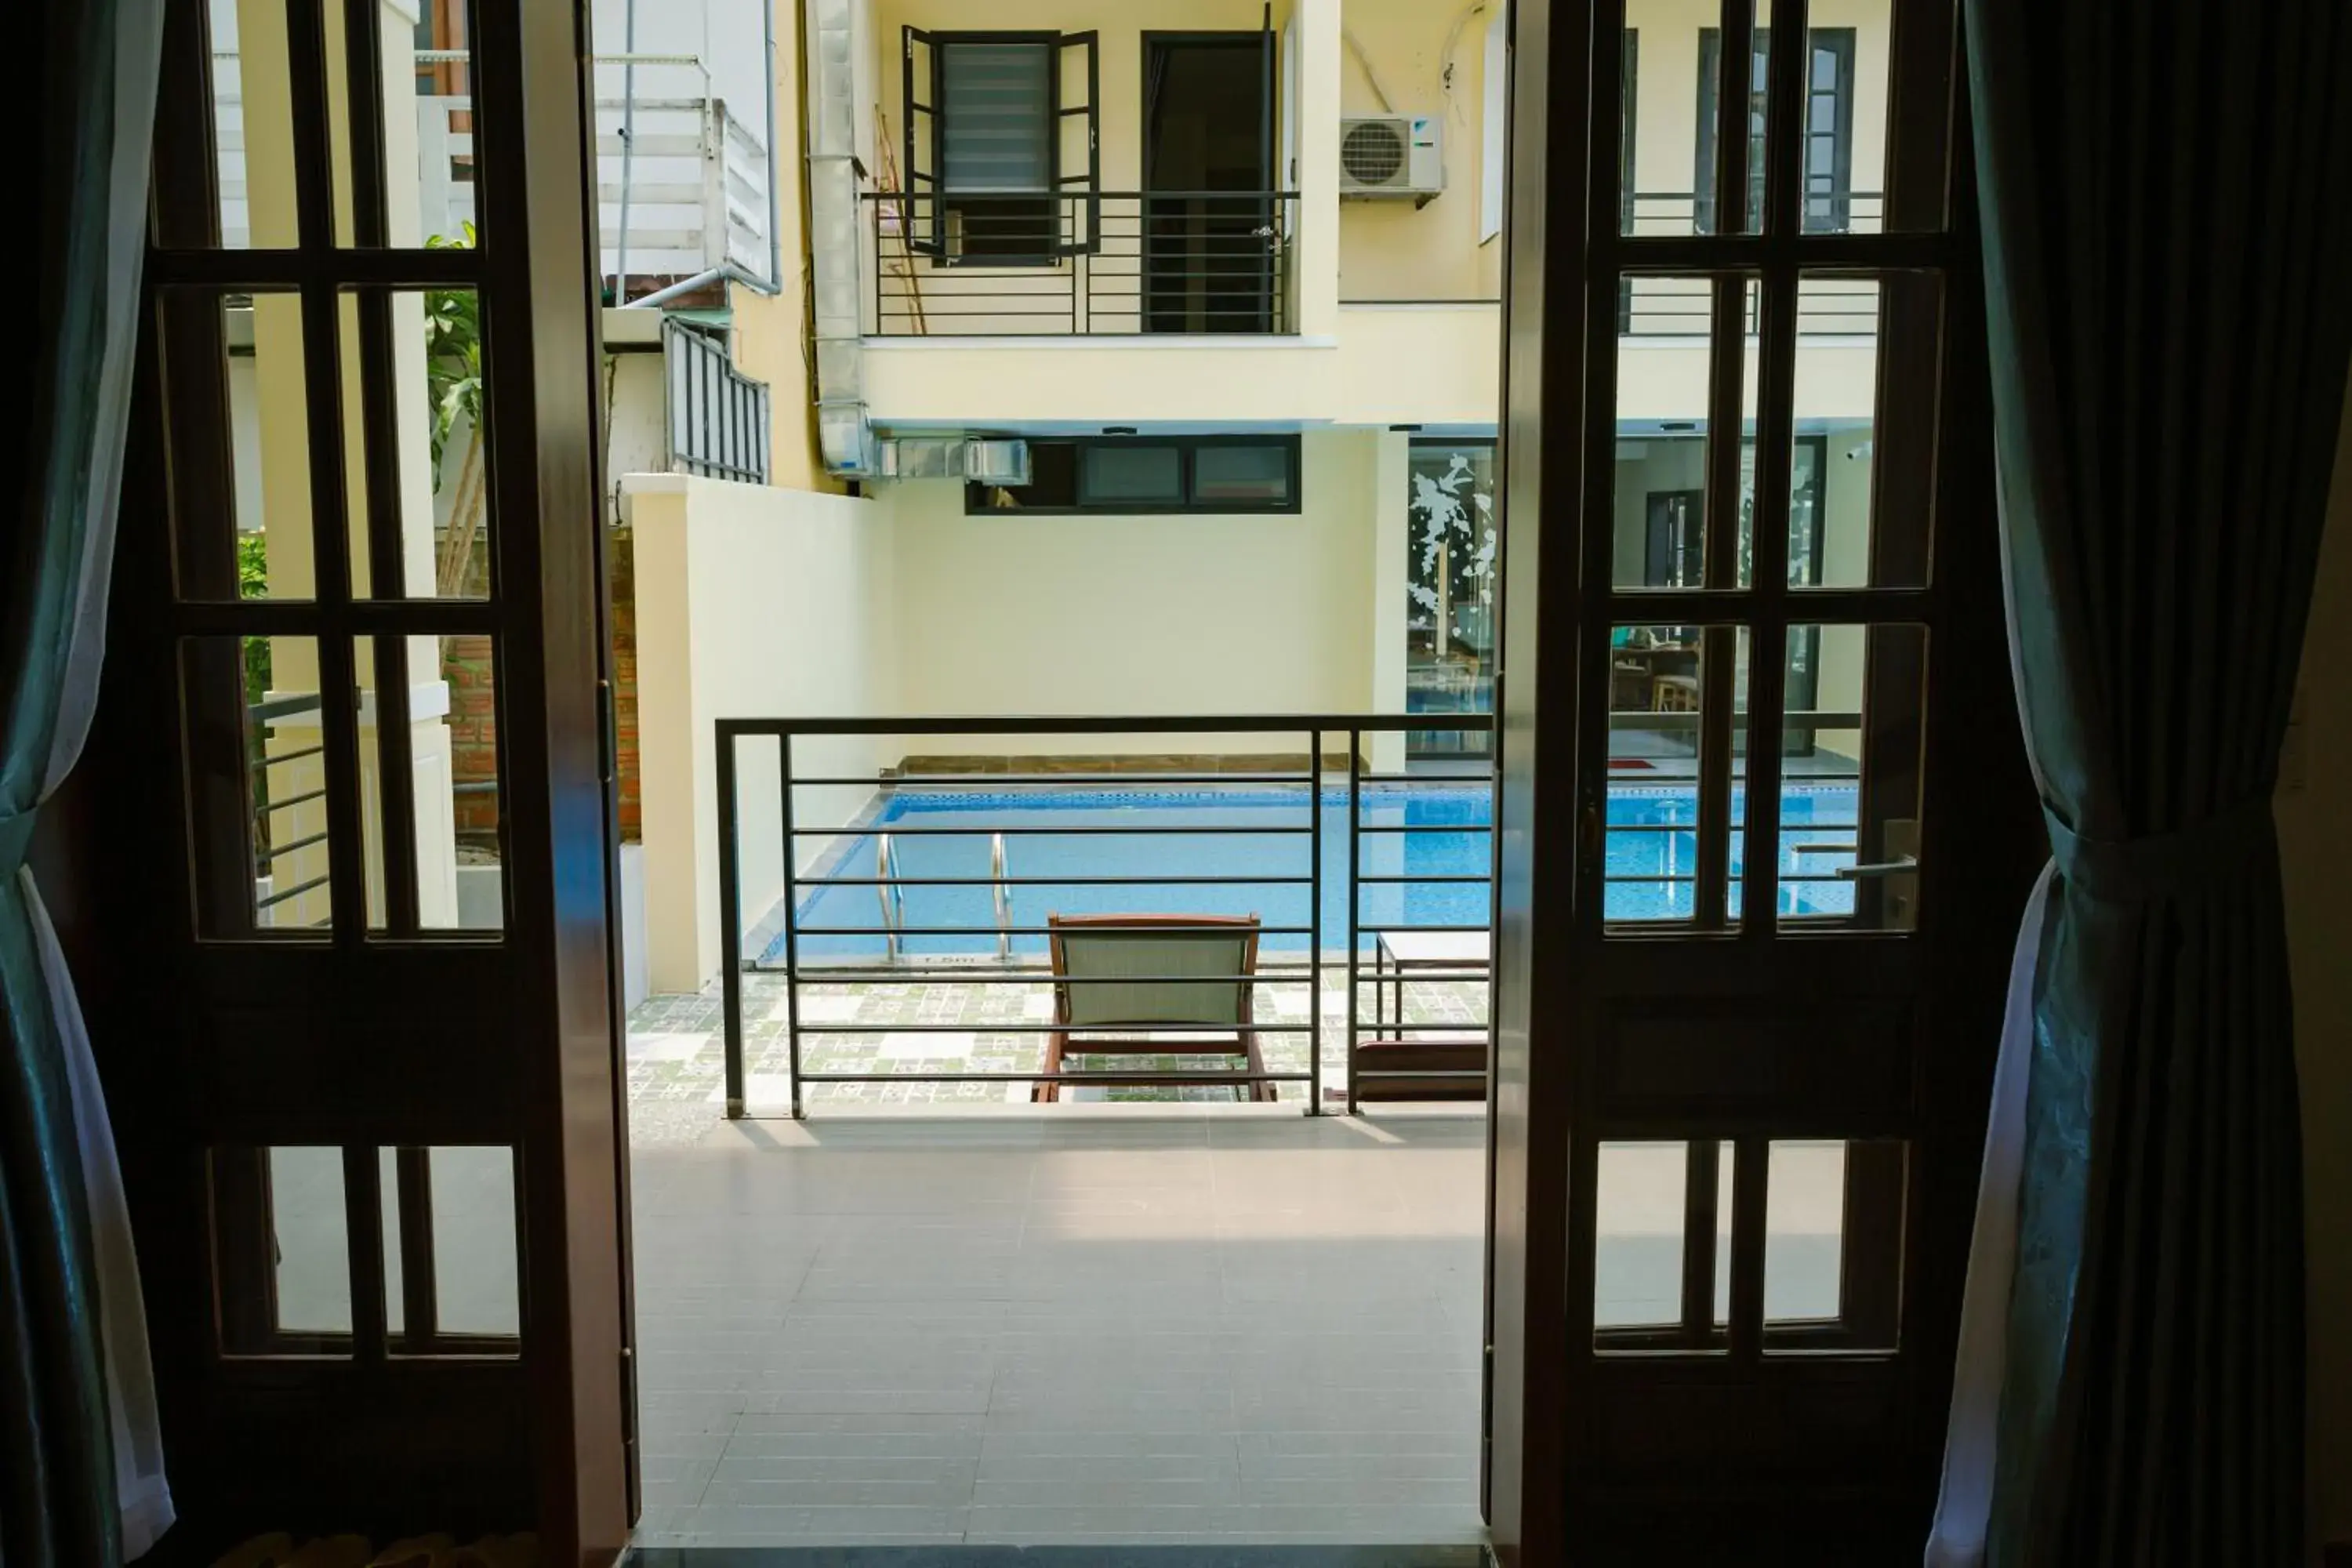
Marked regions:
[1405,439,1499,760]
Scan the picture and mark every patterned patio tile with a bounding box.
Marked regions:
[625,971,1489,1143]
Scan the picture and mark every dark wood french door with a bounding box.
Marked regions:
[108,0,630,1556]
[1486,0,2043,1559]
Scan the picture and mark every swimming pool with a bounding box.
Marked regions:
[769,783,1859,962]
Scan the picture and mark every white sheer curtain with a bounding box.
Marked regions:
[1923,863,2052,1566]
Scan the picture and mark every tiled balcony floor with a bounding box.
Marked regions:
[626,971,1488,1149]
[630,1112,1489,1549]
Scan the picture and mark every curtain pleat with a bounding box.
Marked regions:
[1931,2,2352,1563]
[2,0,165,1562]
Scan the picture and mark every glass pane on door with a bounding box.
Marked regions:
[1779,623,1926,929]
[1595,1141,1690,1330]
[1608,624,1727,924]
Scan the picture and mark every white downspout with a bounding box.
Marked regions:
[806,0,872,474]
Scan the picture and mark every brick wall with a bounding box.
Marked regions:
[443,633,501,840]
[439,528,640,844]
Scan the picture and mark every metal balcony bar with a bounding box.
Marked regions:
[662,318,771,484]
[866,191,1300,337]
[717,713,1502,1119]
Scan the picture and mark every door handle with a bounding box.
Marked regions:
[1833,855,1918,880]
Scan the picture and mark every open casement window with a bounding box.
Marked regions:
[1696,28,1858,234]
[902,27,1099,263]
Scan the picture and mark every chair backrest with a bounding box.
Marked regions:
[1049,913,1260,1029]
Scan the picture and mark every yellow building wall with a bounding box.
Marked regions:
[874,0,1280,193]
[731,0,834,490]
[884,427,1385,748]
[1623,0,1893,230]
[1335,0,1504,303]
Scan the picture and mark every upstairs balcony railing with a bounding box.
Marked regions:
[209,51,768,281]
[1619,190,1886,337]
[661,318,771,485]
[864,191,1299,337]
[1624,187,1888,237]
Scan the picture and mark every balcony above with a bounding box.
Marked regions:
[211,51,769,285]
[865,190,1301,339]
[423,60,771,285]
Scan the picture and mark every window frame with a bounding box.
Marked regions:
[910,29,1092,268]
[1694,28,1859,235]
[963,434,1303,515]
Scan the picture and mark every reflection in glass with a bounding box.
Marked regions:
[1780,623,1926,930]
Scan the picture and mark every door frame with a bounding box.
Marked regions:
[1138,30,1278,332]
[100,0,630,1556]
[1483,0,2042,1559]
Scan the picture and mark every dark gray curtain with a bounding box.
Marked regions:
[3,0,164,1563]
[1958,1,2352,1563]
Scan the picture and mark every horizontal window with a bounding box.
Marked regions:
[967,436,1301,514]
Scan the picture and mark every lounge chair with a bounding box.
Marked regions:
[1033,913,1272,1103]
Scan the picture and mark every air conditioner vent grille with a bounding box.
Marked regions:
[1342,119,1409,186]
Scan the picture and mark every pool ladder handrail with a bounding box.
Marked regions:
[989,832,1012,962]
[875,832,906,964]
[875,829,1013,964]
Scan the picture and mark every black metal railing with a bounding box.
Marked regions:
[865,190,1299,337]
[663,317,770,484]
[1615,272,1885,337]
[714,714,1496,1119]
[247,691,328,918]
[1624,188,1886,236]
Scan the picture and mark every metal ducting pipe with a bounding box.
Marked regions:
[806,0,872,475]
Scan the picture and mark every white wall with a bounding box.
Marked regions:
[628,430,1412,991]
[883,427,1387,754]
[629,473,897,993]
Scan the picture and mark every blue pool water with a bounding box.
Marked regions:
[771,784,1858,961]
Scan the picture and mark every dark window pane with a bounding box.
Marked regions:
[1080,445,1183,505]
[1191,444,1290,505]
[970,440,1077,509]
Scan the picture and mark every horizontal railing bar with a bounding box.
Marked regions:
[863,189,1304,201]
[790,924,1316,937]
[1604,710,1864,730]
[1352,873,1494,884]
[266,788,328,812]
[788,823,1316,837]
[259,744,325,764]
[793,1022,1307,1036]
[724,714,1492,737]
[795,1070,1310,1085]
[255,874,331,910]
[1352,970,1492,982]
[263,830,330,858]
[1356,924,1494,935]
[1604,875,1699,884]
[1347,1068,1492,1080]
[786,774,1316,788]
[1357,824,1494,835]
[800,874,1316,887]
[753,968,1305,984]
[1352,771,1496,785]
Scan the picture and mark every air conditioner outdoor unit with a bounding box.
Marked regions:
[1338,114,1443,204]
